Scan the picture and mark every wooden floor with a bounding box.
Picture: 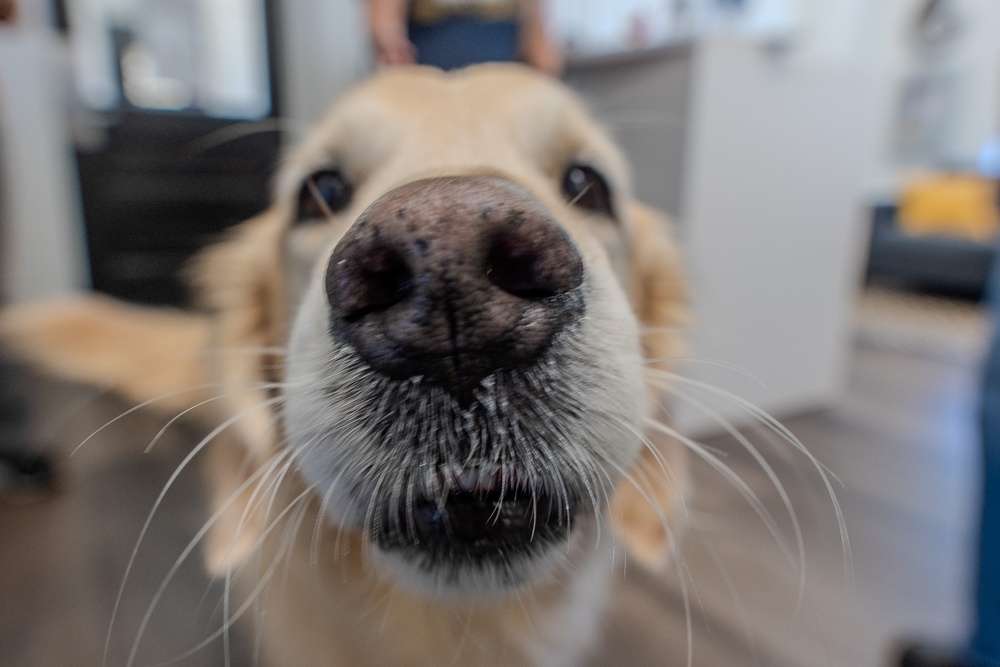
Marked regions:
[0,290,988,667]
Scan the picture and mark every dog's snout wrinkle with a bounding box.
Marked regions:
[325,176,584,397]
[439,267,466,388]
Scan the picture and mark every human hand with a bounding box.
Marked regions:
[374,30,417,66]
[523,31,564,78]
[0,0,18,24]
[367,0,417,66]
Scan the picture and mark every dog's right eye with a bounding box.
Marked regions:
[297,168,354,222]
[562,164,614,218]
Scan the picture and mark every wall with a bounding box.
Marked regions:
[754,0,999,198]
[276,0,372,135]
[862,0,1000,198]
[0,28,89,302]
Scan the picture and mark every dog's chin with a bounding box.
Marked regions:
[369,491,594,598]
[368,472,584,596]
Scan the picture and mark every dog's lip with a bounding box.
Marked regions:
[437,464,514,495]
[373,464,579,566]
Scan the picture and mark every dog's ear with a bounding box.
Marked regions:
[190,209,286,463]
[627,201,688,385]
[201,431,263,573]
[191,210,293,572]
[611,201,689,570]
[200,428,321,575]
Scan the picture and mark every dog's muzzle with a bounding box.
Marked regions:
[322,175,587,569]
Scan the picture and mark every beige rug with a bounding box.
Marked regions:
[854,287,991,365]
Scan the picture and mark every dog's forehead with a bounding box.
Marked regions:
[363,64,566,118]
[281,65,627,195]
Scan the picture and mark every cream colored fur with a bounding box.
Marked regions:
[1,64,688,667]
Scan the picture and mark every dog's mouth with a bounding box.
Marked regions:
[286,316,643,592]
[373,466,578,569]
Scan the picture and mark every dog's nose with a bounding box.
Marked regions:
[326,176,584,397]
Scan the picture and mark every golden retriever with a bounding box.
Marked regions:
[3,63,687,667]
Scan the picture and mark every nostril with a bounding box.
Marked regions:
[328,245,412,323]
[487,228,583,299]
[487,231,547,298]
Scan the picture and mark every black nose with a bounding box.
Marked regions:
[325,176,584,398]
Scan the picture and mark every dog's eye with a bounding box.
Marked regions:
[562,164,613,217]
[297,168,354,222]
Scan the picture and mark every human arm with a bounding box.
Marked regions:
[518,0,563,77]
[365,0,417,66]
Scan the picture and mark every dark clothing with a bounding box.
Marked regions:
[408,15,519,70]
[974,257,1000,666]
[406,1,521,71]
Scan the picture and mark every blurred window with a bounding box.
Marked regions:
[547,0,798,57]
[70,0,270,119]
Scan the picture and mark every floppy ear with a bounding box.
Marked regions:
[200,429,275,574]
[610,202,690,570]
[627,202,688,387]
[190,209,292,572]
[190,209,287,462]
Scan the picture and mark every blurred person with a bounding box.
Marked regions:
[0,0,14,24]
[366,0,562,75]
[968,253,1000,667]
[0,0,55,502]
[900,105,1000,667]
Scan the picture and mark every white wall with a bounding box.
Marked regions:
[0,29,89,302]
[945,0,1000,161]
[767,0,1000,198]
[787,0,875,67]
[276,0,372,134]
[862,0,1000,197]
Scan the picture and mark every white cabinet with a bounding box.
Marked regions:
[570,38,879,432]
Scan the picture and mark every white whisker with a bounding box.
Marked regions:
[123,426,294,667]
[105,395,283,667]
[145,483,315,667]
[652,369,853,585]
[655,379,806,597]
[144,382,286,454]
[643,416,792,561]
[76,382,222,457]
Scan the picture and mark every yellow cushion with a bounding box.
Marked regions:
[897,174,999,242]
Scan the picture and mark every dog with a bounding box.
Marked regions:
[3,63,688,666]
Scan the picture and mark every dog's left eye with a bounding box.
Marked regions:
[297,168,354,222]
[562,164,614,218]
